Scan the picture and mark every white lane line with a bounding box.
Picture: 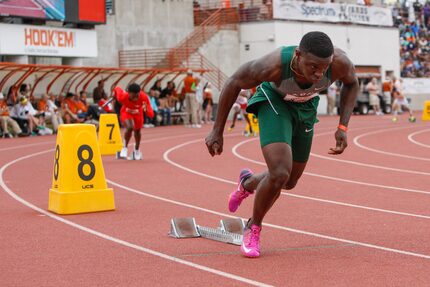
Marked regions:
[161,140,430,259]
[109,177,430,260]
[310,153,430,176]
[353,126,430,161]
[0,141,53,152]
[0,150,273,287]
[233,139,430,212]
[0,131,207,153]
[165,137,430,220]
[408,129,430,149]
[310,124,430,176]
[233,138,430,196]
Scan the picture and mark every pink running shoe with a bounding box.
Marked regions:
[228,169,254,212]
[241,224,261,258]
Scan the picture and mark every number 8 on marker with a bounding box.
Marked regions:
[77,145,96,181]
[54,145,60,180]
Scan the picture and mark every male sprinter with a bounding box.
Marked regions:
[205,31,358,258]
[228,89,255,136]
[114,83,154,160]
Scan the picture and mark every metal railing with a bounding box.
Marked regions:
[119,49,227,91]
[194,0,273,24]
[119,8,236,90]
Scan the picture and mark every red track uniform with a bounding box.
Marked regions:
[113,86,154,130]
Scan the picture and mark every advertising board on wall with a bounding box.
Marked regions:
[0,23,97,57]
[273,0,393,27]
[0,0,65,21]
[403,78,430,95]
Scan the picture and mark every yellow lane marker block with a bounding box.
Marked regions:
[48,124,115,215]
[98,114,123,155]
[245,113,259,136]
[422,101,430,121]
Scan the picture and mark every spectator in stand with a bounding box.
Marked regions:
[202,83,214,123]
[6,86,18,106]
[79,90,102,124]
[92,80,107,104]
[29,93,38,109]
[148,86,171,126]
[382,74,394,107]
[397,2,430,78]
[160,81,178,110]
[326,81,338,116]
[145,89,158,127]
[151,79,163,98]
[195,75,205,125]
[424,2,429,28]
[55,92,65,108]
[37,94,62,132]
[0,92,25,138]
[413,0,423,20]
[10,96,41,135]
[63,93,85,124]
[157,94,172,126]
[19,83,30,98]
[151,79,167,113]
[48,93,64,126]
[366,77,383,115]
[182,69,201,128]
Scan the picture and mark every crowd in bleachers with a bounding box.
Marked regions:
[0,83,104,138]
[144,72,214,128]
[0,72,215,138]
[393,1,430,78]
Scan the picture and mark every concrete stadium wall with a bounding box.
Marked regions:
[238,21,423,112]
[83,0,194,67]
[240,21,400,77]
[199,30,240,78]
[403,78,430,110]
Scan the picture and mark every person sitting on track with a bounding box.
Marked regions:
[114,83,154,160]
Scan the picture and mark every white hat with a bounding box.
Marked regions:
[187,69,193,74]
[0,92,4,99]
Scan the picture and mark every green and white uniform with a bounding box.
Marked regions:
[247,46,332,162]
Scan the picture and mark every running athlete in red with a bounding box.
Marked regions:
[113,83,154,160]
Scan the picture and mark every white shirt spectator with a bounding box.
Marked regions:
[46,99,59,113]
[10,101,36,120]
[327,83,338,98]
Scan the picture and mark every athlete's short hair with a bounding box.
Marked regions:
[299,31,334,58]
[128,83,141,94]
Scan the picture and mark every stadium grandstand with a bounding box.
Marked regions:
[0,0,429,134]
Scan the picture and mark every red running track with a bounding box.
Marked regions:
[1,114,430,286]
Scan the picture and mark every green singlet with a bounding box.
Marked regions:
[247,46,332,162]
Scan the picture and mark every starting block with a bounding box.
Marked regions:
[169,217,245,246]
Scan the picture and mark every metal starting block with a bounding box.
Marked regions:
[169,217,245,246]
